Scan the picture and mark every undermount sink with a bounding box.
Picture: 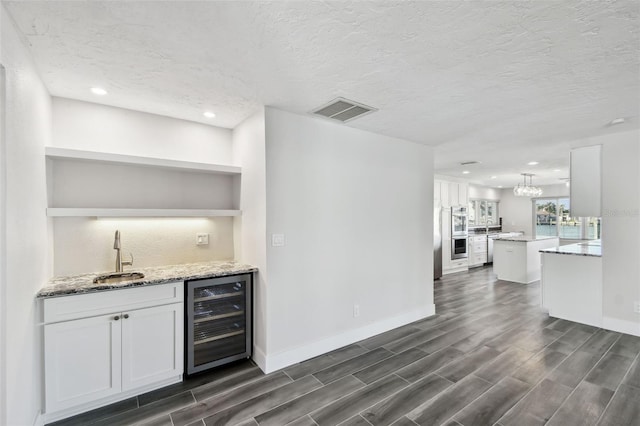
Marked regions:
[93,272,145,284]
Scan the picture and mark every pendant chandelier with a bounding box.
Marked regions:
[513,173,543,197]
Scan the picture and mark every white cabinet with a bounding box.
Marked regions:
[121,304,183,391]
[458,184,468,208]
[541,252,602,327]
[468,235,487,267]
[44,314,122,413]
[434,180,442,203]
[43,283,184,422]
[570,145,601,217]
[436,180,468,208]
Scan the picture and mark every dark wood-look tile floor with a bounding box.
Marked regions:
[50,266,640,426]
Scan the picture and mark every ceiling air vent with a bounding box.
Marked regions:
[312,97,377,123]
[460,161,480,166]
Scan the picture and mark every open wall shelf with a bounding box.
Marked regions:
[45,147,241,175]
[46,208,242,218]
[45,147,242,218]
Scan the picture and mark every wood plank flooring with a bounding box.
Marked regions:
[50,266,640,426]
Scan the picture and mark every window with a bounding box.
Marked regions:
[534,197,600,240]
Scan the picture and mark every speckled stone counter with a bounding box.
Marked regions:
[540,241,602,257]
[37,260,257,298]
[494,235,558,242]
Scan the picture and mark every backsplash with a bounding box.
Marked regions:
[52,217,234,276]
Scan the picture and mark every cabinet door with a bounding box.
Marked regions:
[45,313,122,413]
[448,183,459,206]
[571,145,601,217]
[458,183,468,206]
[440,181,450,207]
[121,303,184,391]
[486,201,499,226]
[434,181,441,203]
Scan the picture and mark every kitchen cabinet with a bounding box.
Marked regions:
[44,313,122,413]
[468,200,499,227]
[436,180,468,208]
[493,237,559,284]
[45,147,241,217]
[43,282,183,422]
[468,235,487,267]
[570,145,601,217]
[541,246,602,327]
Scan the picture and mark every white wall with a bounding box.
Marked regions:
[49,98,237,275]
[231,108,268,363]
[1,7,52,425]
[0,60,6,426]
[600,131,640,332]
[52,97,232,164]
[262,108,434,372]
[468,184,501,201]
[500,184,570,235]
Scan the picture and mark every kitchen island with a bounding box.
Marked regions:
[493,235,559,284]
[540,241,602,327]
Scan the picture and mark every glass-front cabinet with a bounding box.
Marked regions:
[468,199,499,227]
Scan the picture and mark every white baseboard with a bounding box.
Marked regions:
[602,316,640,337]
[252,345,267,372]
[33,411,44,426]
[259,304,436,374]
[443,267,468,276]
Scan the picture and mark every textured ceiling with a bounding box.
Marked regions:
[4,1,639,186]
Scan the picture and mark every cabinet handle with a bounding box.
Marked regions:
[114,315,120,321]
[123,314,129,319]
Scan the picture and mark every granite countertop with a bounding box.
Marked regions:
[540,241,602,257]
[494,235,559,242]
[37,260,258,298]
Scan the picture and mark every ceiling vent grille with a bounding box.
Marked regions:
[312,97,377,123]
[460,161,480,166]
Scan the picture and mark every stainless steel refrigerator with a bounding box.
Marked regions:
[434,205,442,280]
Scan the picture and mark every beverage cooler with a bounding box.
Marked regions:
[185,274,252,376]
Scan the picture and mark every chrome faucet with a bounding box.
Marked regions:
[113,230,133,272]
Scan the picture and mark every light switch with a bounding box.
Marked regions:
[196,233,209,245]
[271,234,285,247]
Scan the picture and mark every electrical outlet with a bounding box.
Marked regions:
[634,301,640,314]
[353,304,360,318]
[271,234,285,247]
[196,233,209,245]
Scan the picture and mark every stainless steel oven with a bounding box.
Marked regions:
[451,206,468,236]
[452,236,468,259]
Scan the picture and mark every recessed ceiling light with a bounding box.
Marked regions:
[498,185,503,188]
[609,118,625,125]
[553,169,561,172]
[203,111,216,119]
[490,176,497,179]
[527,161,539,166]
[90,87,107,96]
[462,170,470,174]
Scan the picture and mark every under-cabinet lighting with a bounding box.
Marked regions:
[90,87,108,96]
